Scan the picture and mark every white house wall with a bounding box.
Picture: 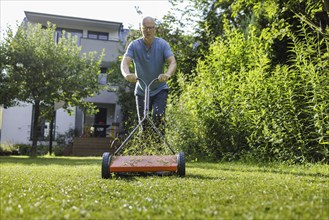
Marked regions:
[55,108,76,136]
[0,104,77,145]
[1,105,33,145]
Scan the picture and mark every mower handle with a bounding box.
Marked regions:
[136,77,159,88]
[136,78,159,117]
[113,77,175,155]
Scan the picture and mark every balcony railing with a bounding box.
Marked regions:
[80,38,123,63]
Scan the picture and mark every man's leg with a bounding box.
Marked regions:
[151,89,169,133]
[136,95,145,123]
[136,95,152,133]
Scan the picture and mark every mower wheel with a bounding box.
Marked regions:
[102,152,112,179]
[177,152,185,177]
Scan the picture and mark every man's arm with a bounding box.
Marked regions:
[158,55,177,82]
[121,56,137,83]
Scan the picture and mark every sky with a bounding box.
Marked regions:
[0,0,173,35]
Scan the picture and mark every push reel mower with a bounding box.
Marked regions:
[101,78,185,178]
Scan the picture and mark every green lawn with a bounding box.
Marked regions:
[0,156,328,219]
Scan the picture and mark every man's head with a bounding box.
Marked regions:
[140,16,156,43]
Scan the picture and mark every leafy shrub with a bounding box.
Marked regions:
[15,144,48,156]
[54,128,76,156]
[53,145,65,156]
[166,88,209,161]
[0,144,19,155]
[167,20,328,163]
[56,128,76,146]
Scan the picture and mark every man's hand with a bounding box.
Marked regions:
[125,74,137,83]
[158,74,171,82]
[121,57,136,83]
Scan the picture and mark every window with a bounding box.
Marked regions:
[88,31,108,40]
[98,74,107,85]
[98,67,108,85]
[100,67,107,73]
[69,30,83,45]
[88,32,98,39]
[55,28,83,45]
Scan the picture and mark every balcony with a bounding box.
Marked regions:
[80,38,123,65]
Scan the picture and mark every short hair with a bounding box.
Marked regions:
[140,16,155,28]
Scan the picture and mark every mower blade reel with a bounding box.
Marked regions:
[110,155,178,172]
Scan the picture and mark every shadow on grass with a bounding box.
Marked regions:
[0,156,101,166]
[110,171,219,181]
[185,173,222,180]
[187,162,329,178]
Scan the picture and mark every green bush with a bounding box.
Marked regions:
[0,144,19,155]
[17,144,48,156]
[0,143,49,156]
[52,128,78,156]
[167,21,328,163]
[167,89,209,161]
[53,145,65,156]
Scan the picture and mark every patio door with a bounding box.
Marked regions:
[95,108,107,125]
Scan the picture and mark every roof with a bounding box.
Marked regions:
[24,11,123,30]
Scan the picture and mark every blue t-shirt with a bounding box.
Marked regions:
[124,37,174,96]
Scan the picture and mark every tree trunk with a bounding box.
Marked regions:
[31,101,40,156]
[48,111,55,155]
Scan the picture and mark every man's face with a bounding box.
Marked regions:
[141,18,156,41]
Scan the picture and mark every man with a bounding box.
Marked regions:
[121,16,177,132]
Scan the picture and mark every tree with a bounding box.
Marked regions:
[1,27,18,108]
[157,13,200,92]
[1,22,104,155]
[169,0,328,66]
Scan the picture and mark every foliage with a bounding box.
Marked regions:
[167,17,329,163]
[53,128,76,156]
[0,144,49,156]
[162,0,329,163]
[166,72,209,161]
[2,22,104,111]
[52,145,65,156]
[1,22,104,155]
[56,128,77,146]
[0,143,69,157]
[158,14,200,91]
[17,144,49,156]
[169,0,328,66]
[0,27,18,107]
[0,156,328,219]
[0,144,19,155]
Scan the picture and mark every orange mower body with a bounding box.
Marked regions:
[102,152,185,178]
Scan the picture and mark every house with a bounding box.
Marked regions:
[0,11,130,155]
